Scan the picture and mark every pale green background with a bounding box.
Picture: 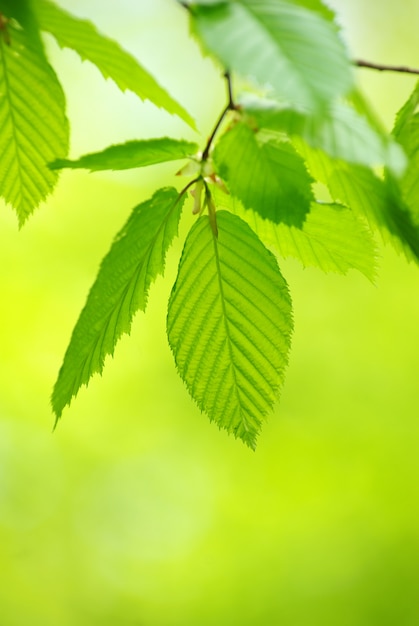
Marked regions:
[1,1,419,624]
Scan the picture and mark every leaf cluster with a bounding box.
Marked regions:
[2,0,419,447]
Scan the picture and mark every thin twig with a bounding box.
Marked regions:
[177,176,200,201]
[202,72,236,161]
[355,59,419,76]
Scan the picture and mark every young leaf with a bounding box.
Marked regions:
[34,0,196,129]
[52,187,186,420]
[212,189,377,280]
[50,138,199,172]
[167,210,293,449]
[297,140,419,261]
[213,121,313,226]
[0,6,68,223]
[242,97,406,175]
[191,0,353,109]
[328,167,419,261]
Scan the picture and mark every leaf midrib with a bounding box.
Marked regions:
[210,216,252,435]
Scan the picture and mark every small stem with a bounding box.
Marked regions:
[225,71,235,109]
[177,176,200,204]
[355,59,419,76]
[202,72,236,161]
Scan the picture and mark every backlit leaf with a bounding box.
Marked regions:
[50,138,199,172]
[0,3,68,223]
[191,0,353,109]
[296,140,419,261]
[392,83,419,224]
[34,0,196,128]
[243,96,406,175]
[212,188,377,280]
[214,121,313,226]
[167,210,293,448]
[52,187,186,420]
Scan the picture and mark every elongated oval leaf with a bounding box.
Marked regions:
[0,8,68,223]
[167,210,293,448]
[214,122,313,226]
[50,138,199,172]
[52,187,186,420]
[192,0,353,109]
[34,0,195,129]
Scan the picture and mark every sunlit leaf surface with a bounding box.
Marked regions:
[51,138,199,172]
[192,0,353,109]
[167,210,293,448]
[212,188,377,280]
[35,0,196,128]
[52,187,186,420]
[214,122,313,226]
[0,8,68,223]
[243,96,406,175]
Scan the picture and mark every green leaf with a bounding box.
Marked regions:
[328,167,419,260]
[393,81,419,139]
[167,210,293,449]
[214,121,313,226]
[288,0,336,21]
[34,0,196,129]
[297,140,419,260]
[392,83,419,224]
[242,96,406,175]
[212,188,377,280]
[52,187,186,420]
[50,138,199,172]
[394,118,419,225]
[190,0,336,19]
[0,5,69,223]
[191,0,353,109]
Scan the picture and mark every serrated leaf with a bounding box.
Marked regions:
[167,210,293,449]
[393,81,419,139]
[213,121,313,226]
[393,115,419,225]
[296,140,419,261]
[52,187,186,420]
[34,0,196,129]
[50,138,199,172]
[392,84,419,225]
[191,0,353,109]
[242,96,406,175]
[0,5,68,223]
[329,167,419,261]
[212,188,377,279]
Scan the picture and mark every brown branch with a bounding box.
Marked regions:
[202,72,236,161]
[355,59,419,76]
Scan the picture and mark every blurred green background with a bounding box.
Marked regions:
[1,1,419,624]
